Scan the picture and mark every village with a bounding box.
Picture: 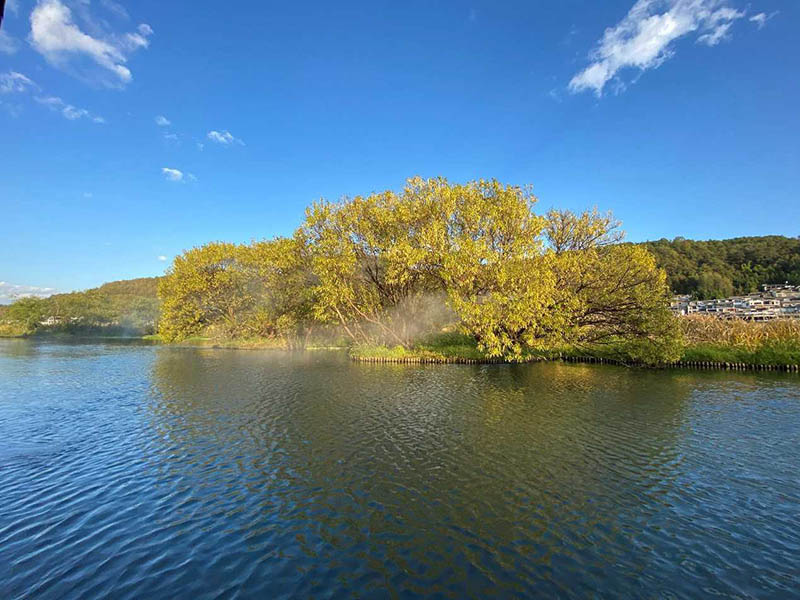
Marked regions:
[671,284,800,320]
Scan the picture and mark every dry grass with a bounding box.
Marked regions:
[680,315,800,351]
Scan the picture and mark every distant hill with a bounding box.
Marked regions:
[641,235,800,299]
[0,276,163,337]
[95,277,162,298]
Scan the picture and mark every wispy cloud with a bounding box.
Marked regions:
[29,0,153,87]
[155,115,171,126]
[207,130,245,146]
[0,31,20,55]
[36,95,106,123]
[749,11,778,30]
[0,71,38,94]
[100,0,129,20]
[0,281,57,303]
[569,0,747,96]
[157,255,168,262]
[1,70,105,123]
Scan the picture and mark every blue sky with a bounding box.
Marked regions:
[1,0,797,300]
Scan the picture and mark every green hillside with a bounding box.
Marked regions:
[96,277,162,298]
[642,236,800,299]
[0,277,162,337]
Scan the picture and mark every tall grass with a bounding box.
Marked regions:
[679,316,800,365]
[351,319,800,366]
[680,315,800,349]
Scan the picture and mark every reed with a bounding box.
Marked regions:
[680,315,800,350]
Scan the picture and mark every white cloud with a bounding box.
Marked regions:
[6,0,20,16]
[569,0,746,96]
[161,168,195,183]
[0,281,57,303]
[207,130,244,146]
[161,167,184,182]
[155,115,171,126]
[0,71,38,94]
[29,0,153,87]
[749,11,778,30]
[157,255,168,262]
[36,95,106,123]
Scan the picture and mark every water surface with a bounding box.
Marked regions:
[1,340,798,598]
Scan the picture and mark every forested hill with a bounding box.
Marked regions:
[95,277,161,298]
[0,276,162,337]
[641,235,800,299]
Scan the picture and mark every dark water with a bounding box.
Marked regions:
[1,341,799,599]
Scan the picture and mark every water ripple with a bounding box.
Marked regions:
[1,340,799,599]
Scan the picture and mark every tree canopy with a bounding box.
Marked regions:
[155,177,679,362]
[8,176,755,364]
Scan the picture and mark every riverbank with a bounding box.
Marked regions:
[348,332,800,371]
[350,352,800,371]
[4,330,798,371]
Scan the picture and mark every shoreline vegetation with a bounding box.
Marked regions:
[5,321,797,372]
[2,178,799,371]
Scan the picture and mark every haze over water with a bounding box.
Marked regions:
[1,340,798,598]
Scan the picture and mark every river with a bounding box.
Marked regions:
[1,340,798,599]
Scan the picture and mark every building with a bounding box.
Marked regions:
[671,284,800,320]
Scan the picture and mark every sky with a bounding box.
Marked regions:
[1,0,798,301]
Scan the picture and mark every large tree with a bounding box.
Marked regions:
[243,235,317,349]
[435,179,556,360]
[158,242,254,342]
[302,179,447,347]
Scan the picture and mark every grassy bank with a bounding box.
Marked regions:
[680,343,800,366]
[678,316,800,366]
[349,332,489,362]
[145,334,348,352]
[8,320,799,369]
[349,328,800,369]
